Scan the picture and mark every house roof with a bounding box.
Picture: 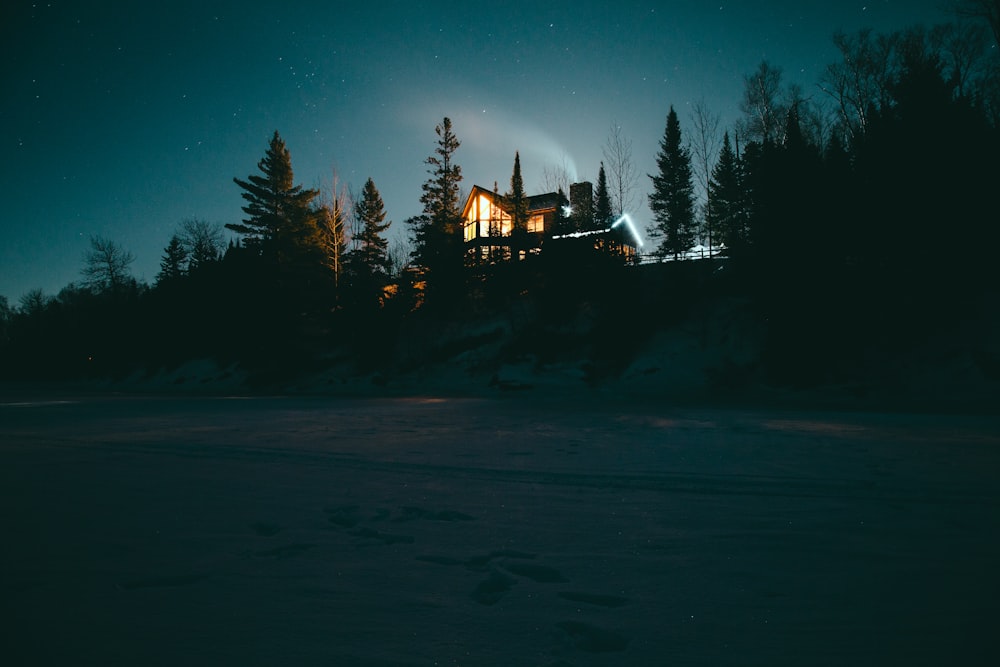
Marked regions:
[463,184,560,217]
[526,192,560,213]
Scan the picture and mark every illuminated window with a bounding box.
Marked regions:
[469,194,512,238]
[478,195,493,237]
[493,208,512,237]
[527,214,544,233]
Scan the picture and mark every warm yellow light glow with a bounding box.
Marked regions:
[477,195,493,238]
[467,194,511,238]
[479,245,512,261]
[464,188,550,245]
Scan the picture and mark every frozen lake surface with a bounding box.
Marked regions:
[2,394,998,665]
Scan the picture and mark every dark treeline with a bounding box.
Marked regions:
[2,19,998,398]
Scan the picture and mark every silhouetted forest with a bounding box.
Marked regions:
[2,21,998,404]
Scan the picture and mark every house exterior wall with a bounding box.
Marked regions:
[461,181,635,264]
[463,191,512,242]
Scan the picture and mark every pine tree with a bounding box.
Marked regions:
[507,152,529,256]
[408,118,464,299]
[353,177,391,278]
[593,162,613,229]
[648,106,697,259]
[551,187,571,236]
[420,118,462,223]
[707,132,745,254]
[228,131,321,269]
[343,178,392,312]
[157,234,189,284]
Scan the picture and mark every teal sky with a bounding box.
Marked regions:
[1,1,949,302]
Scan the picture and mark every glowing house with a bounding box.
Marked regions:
[462,184,559,262]
[461,181,640,264]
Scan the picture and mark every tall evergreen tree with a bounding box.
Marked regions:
[507,152,529,255]
[408,117,464,299]
[593,162,613,229]
[551,187,572,236]
[157,234,188,284]
[753,102,823,268]
[228,131,321,270]
[648,106,697,259]
[420,118,462,223]
[507,152,528,232]
[344,178,391,312]
[706,132,746,254]
[856,37,997,288]
[353,177,392,277]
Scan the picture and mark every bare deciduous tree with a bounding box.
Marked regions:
[931,21,992,98]
[688,100,721,199]
[18,289,50,317]
[786,84,831,148]
[540,154,574,197]
[0,295,11,344]
[688,100,721,250]
[179,218,225,270]
[602,122,638,217]
[387,235,412,280]
[319,169,351,289]
[739,60,786,144]
[950,0,1000,46]
[81,236,134,293]
[820,29,899,140]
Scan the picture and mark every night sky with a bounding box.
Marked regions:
[1,1,947,302]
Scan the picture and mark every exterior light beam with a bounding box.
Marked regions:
[611,213,644,248]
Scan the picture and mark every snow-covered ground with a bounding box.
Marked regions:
[2,394,998,665]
